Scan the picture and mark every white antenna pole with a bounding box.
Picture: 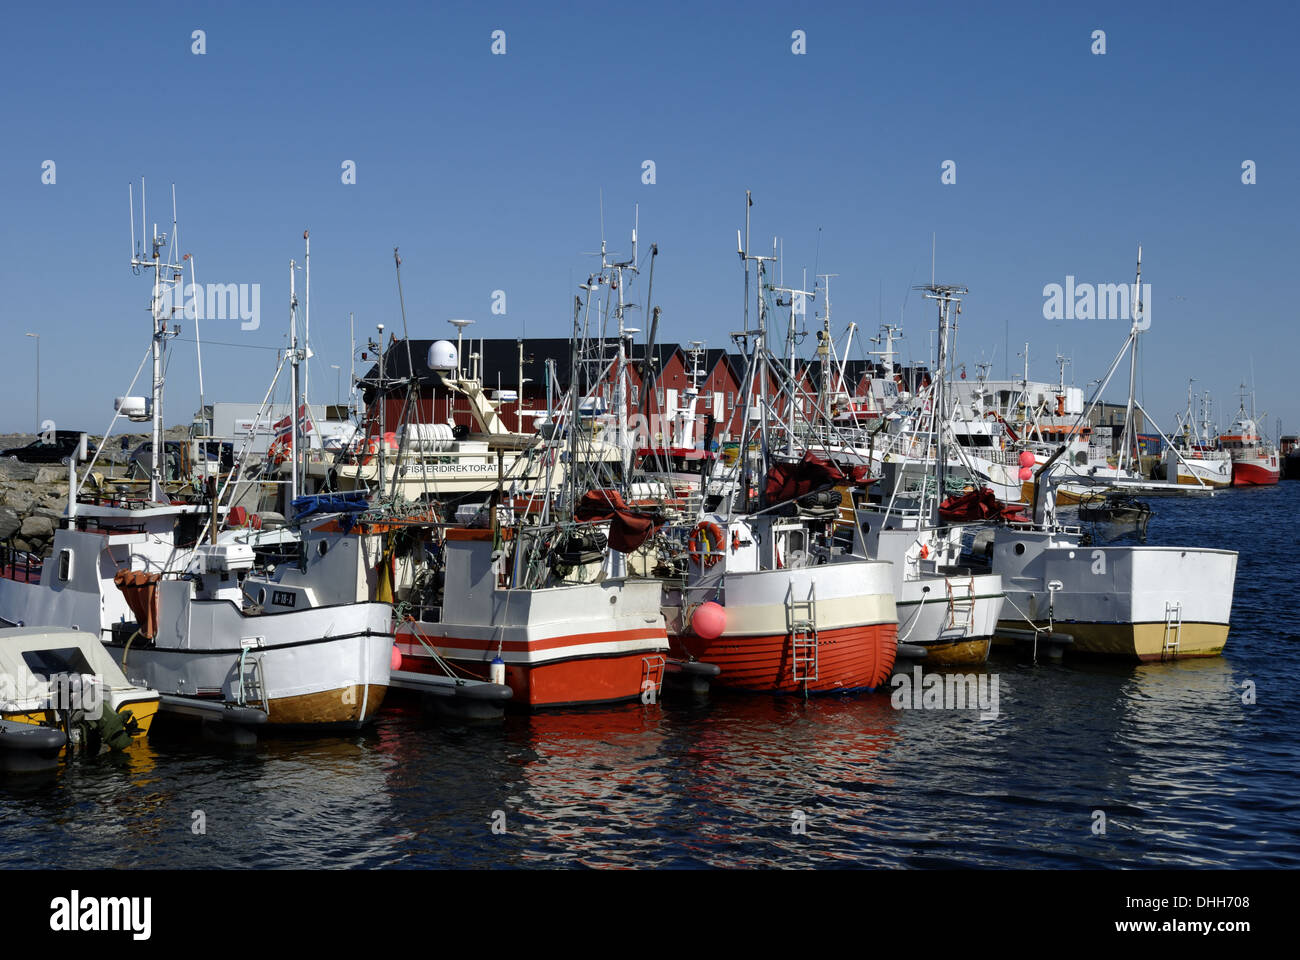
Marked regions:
[191,255,204,421]
[128,183,136,259]
[349,311,356,419]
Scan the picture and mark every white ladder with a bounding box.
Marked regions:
[641,655,666,699]
[788,582,819,684]
[1161,602,1183,660]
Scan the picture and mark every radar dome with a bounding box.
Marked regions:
[427,340,458,372]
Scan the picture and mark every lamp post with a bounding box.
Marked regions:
[25,333,39,437]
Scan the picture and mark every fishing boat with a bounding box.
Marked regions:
[851,284,1007,666]
[394,520,673,709]
[986,369,1237,660]
[0,208,393,734]
[380,246,681,709]
[1220,388,1279,486]
[1157,383,1232,488]
[653,196,897,693]
[1,625,158,772]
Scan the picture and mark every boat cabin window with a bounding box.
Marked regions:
[57,548,73,582]
[22,647,95,681]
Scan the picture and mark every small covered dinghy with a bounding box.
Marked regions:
[0,626,159,772]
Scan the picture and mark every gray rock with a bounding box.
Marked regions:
[0,505,19,540]
[2,487,37,513]
[0,460,39,482]
[19,515,55,539]
[34,466,68,485]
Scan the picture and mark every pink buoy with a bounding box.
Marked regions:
[692,601,726,640]
[1018,450,1036,468]
[1018,465,1034,481]
[390,643,403,672]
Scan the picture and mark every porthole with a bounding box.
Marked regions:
[1014,543,1025,556]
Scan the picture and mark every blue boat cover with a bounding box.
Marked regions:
[291,492,370,521]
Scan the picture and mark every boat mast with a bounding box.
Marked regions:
[128,179,185,504]
[918,283,967,524]
[1119,245,1143,473]
[773,272,814,457]
[289,259,300,504]
[735,194,777,510]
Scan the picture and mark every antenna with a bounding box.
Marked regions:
[128,182,136,260]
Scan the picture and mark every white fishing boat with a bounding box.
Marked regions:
[852,284,1006,666]
[0,204,393,734]
[988,440,1237,662]
[1158,385,1232,488]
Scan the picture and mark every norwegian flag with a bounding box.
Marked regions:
[273,404,312,439]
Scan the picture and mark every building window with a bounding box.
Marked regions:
[631,385,639,405]
[727,391,735,412]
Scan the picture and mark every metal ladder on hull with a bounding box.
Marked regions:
[237,640,270,716]
[946,576,976,634]
[641,655,666,701]
[787,582,819,684]
[1161,602,1182,661]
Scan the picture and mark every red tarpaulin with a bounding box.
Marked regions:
[938,487,1027,523]
[763,453,873,505]
[574,489,659,553]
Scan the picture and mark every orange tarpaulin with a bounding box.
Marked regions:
[113,568,161,639]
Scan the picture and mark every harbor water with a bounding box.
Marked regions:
[3,484,1297,869]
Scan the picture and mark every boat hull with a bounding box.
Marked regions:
[666,563,898,693]
[991,529,1237,661]
[396,640,667,708]
[104,601,395,729]
[994,619,1228,660]
[670,621,897,693]
[1231,458,1279,486]
[396,578,671,709]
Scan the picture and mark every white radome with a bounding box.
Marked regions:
[427,340,458,372]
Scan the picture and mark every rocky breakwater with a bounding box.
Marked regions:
[0,459,74,559]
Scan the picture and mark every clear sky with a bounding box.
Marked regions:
[2,1,1296,438]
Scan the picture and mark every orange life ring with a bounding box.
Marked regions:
[689,521,725,568]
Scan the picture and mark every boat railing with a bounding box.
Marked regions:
[1,538,44,584]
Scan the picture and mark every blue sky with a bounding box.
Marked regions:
[1,1,1296,437]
